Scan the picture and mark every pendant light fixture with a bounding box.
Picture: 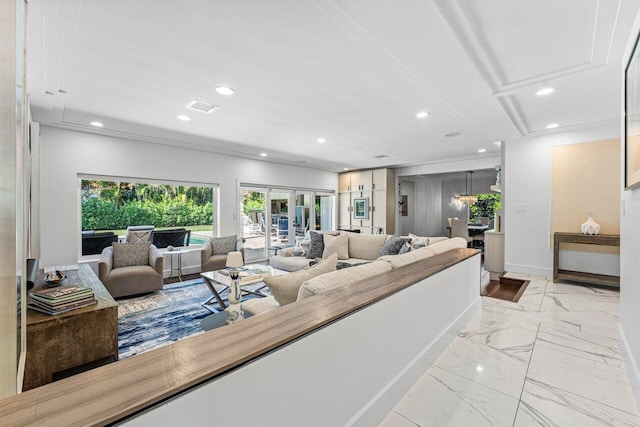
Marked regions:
[455,171,478,204]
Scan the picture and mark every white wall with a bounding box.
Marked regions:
[503,124,620,277]
[620,9,640,411]
[39,126,338,267]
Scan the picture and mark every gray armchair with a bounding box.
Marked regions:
[99,244,164,298]
[201,236,245,272]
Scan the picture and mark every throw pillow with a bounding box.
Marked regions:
[398,241,412,254]
[322,233,349,260]
[408,233,428,246]
[306,231,325,259]
[112,243,149,268]
[212,235,237,255]
[378,236,411,257]
[265,253,338,305]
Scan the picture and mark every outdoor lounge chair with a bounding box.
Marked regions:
[81,231,118,255]
[151,228,191,249]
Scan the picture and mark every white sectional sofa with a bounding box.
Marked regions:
[245,236,468,316]
[269,231,450,272]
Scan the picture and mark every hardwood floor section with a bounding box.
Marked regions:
[484,276,530,303]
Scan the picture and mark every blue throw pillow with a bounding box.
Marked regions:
[378,237,411,257]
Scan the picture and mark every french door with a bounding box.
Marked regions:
[239,184,335,263]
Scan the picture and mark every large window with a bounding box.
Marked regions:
[80,177,217,248]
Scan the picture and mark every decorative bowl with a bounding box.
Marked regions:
[45,270,66,286]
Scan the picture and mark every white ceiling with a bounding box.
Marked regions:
[26,0,640,172]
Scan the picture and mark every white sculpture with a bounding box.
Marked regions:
[581,214,600,235]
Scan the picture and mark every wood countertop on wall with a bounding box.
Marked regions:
[0,248,479,426]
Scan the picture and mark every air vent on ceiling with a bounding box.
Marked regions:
[374,155,389,159]
[187,100,218,113]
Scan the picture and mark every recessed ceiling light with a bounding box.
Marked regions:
[546,123,560,129]
[260,153,268,157]
[176,115,191,121]
[215,86,234,96]
[343,168,349,171]
[492,140,502,147]
[444,132,461,137]
[536,87,556,96]
[317,138,327,143]
[90,121,104,127]
[416,111,430,119]
[478,148,487,153]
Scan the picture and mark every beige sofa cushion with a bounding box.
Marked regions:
[428,236,450,245]
[323,233,349,260]
[378,247,437,269]
[243,296,280,316]
[264,254,337,305]
[346,233,388,260]
[297,260,392,301]
[429,237,467,254]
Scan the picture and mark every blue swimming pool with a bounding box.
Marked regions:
[189,235,208,246]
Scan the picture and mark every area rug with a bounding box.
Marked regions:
[117,278,213,359]
[117,277,271,359]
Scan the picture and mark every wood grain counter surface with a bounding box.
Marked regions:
[0,248,479,426]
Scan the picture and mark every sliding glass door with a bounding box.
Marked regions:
[239,184,334,263]
[239,187,268,263]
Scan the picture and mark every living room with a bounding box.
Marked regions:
[3,1,640,426]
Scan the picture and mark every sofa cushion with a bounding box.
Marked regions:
[429,237,467,254]
[306,231,325,259]
[347,233,388,260]
[428,236,450,245]
[378,236,411,257]
[212,235,237,255]
[378,247,437,269]
[112,243,149,268]
[322,233,349,260]
[269,255,312,272]
[265,254,338,306]
[243,296,280,316]
[297,260,392,301]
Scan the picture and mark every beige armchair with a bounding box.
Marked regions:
[201,236,245,272]
[99,244,164,298]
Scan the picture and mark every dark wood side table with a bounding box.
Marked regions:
[23,264,118,391]
[553,232,620,287]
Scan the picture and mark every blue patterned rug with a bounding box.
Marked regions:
[117,278,216,359]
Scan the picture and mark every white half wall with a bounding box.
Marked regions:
[503,124,620,277]
[38,126,338,267]
[620,9,640,411]
[122,254,481,427]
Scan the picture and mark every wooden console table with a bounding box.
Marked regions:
[553,232,620,287]
[23,264,118,391]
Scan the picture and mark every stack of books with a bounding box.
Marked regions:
[28,285,97,315]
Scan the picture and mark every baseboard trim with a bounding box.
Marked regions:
[348,297,482,427]
[618,324,640,411]
[504,263,552,279]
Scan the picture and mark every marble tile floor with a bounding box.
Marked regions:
[379,273,640,427]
